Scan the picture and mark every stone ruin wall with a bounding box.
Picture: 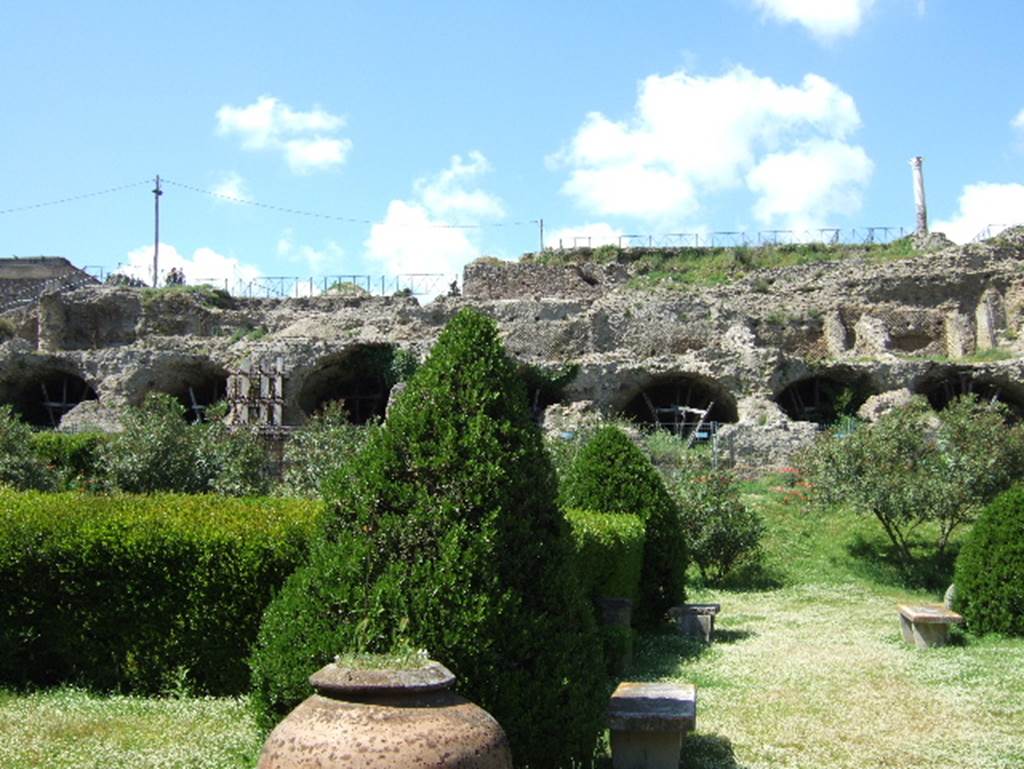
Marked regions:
[5,232,1024,467]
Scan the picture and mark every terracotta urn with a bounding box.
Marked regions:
[257,660,513,769]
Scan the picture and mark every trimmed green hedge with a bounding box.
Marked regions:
[0,490,319,694]
[954,485,1024,636]
[560,426,688,626]
[565,509,646,601]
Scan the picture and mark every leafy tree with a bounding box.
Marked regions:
[560,425,687,625]
[801,395,1024,572]
[673,463,765,584]
[250,308,606,769]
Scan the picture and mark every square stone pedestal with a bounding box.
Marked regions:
[608,682,696,769]
[898,604,963,649]
[668,603,721,643]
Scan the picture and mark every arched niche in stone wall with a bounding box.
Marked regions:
[914,368,1024,421]
[0,366,97,428]
[143,360,229,423]
[297,344,400,425]
[621,374,738,438]
[774,372,874,425]
[518,363,579,424]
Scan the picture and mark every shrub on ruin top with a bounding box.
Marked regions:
[560,425,687,625]
[250,308,606,769]
[954,485,1024,636]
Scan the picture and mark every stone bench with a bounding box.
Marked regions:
[668,603,721,643]
[607,682,697,769]
[898,604,963,649]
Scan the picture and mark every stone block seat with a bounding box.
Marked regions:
[607,681,697,769]
[898,603,963,649]
[668,603,721,643]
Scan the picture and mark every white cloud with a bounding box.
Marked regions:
[746,139,873,230]
[414,151,506,220]
[366,200,480,278]
[119,243,263,288]
[364,152,504,286]
[216,95,351,173]
[545,222,623,250]
[752,0,875,40]
[932,182,1024,244]
[276,229,344,273]
[212,172,251,202]
[1012,109,1024,131]
[554,66,870,229]
[283,138,352,175]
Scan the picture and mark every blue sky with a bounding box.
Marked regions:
[2,1,1023,292]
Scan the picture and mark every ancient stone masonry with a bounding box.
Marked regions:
[5,230,1024,466]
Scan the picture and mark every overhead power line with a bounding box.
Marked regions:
[162,177,539,230]
[0,180,151,216]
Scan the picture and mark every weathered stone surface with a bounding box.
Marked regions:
[259,661,512,769]
[608,682,696,733]
[716,420,821,468]
[898,604,963,649]
[944,311,975,358]
[6,231,1024,466]
[668,604,721,643]
[943,583,957,610]
[823,310,849,357]
[608,682,697,769]
[975,287,1006,350]
[857,388,914,422]
[853,315,891,355]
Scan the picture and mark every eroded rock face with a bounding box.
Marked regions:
[5,232,1024,467]
[857,388,914,423]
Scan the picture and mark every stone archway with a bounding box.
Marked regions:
[621,374,738,438]
[915,368,1024,421]
[0,368,97,428]
[774,372,873,425]
[296,345,398,425]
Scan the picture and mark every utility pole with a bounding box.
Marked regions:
[910,157,928,236]
[152,175,163,287]
[538,218,544,252]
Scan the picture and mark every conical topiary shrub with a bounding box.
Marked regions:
[954,485,1024,636]
[250,308,606,769]
[560,425,687,626]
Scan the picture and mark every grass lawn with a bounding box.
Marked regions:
[633,474,1024,769]
[0,688,261,768]
[2,473,1021,768]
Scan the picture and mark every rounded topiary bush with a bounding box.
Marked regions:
[954,485,1024,636]
[559,425,687,626]
[250,308,606,769]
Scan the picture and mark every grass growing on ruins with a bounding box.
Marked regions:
[531,239,920,289]
[4,471,1022,769]
[139,283,234,308]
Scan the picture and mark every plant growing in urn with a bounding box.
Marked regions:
[250,308,606,769]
